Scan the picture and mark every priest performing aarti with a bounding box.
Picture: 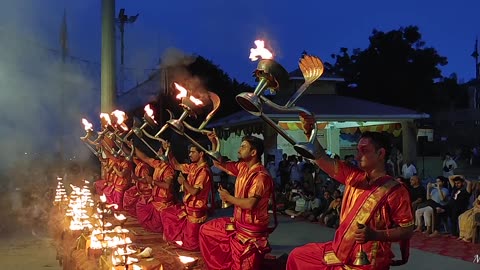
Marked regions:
[286,117,414,269]
[199,133,275,270]
[133,146,175,233]
[122,156,153,217]
[161,141,213,251]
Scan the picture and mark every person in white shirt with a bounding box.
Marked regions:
[402,161,417,179]
[442,153,457,177]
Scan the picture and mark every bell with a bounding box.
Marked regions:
[221,201,232,208]
[352,244,370,266]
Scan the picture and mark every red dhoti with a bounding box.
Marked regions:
[94,179,112,196]
[136,199,172,233]
[161,205,205,251]
[123,186,140,216]
[199,217,270,270]
[103,184,127,210]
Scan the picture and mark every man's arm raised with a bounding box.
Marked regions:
[162,141,183,172]
[299,113,337,177]
[207,130,237,176]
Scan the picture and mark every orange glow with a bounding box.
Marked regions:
[189,96,203,106]
[249,40,273,61]
[111,110,128,131]
[100,113,112,127]
[174,83,188,99]
[81,118,93,131]
[144,104,158,124]
[178,255,196,264]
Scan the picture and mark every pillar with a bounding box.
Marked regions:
[101,0,116,112]
[401,120,417,165]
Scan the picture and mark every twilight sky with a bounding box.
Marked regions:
[4,0,479,86]
[0,0,478,163]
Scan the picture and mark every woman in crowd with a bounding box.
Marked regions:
[458,195,480,242]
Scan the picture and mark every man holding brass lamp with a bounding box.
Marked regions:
[199,133,275,270]
[134,145,175,233]
[161,141,213,251]
[287,114,414,270]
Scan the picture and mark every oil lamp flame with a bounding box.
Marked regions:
[144,104,157,123]
[249,40,273,61]
[81,118,93,131]
[174,83,188,100]
[111,110,126,124]
[114,213,127,221]
[178,255,196,264]
[111,110,128,131]
[100,113,112,127]
[189,96,203,106]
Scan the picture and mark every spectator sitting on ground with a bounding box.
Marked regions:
[318,195,342,228]
[307,190,333,222]
[285,191,320,219]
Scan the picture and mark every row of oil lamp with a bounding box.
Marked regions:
[53,178,197,269]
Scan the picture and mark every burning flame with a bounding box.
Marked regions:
[144,104,157,124]
[179,255,196,264]
[111,110,128,131]
[82,118,93,131]
[174,82,203,106]
[174,83,188,99]
[114,213,127,221]
[189,96,203,106]
[249,40,273,61]
[100,113,112,127]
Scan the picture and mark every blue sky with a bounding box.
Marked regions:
[0,0,479,163]
[3,0,480,85]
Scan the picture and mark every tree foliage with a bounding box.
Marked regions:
[325,26,467,112]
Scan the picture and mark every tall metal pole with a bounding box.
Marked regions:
[59,9,68,165]
[101,0,116,113]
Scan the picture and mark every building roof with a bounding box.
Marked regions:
[207,94,429,128]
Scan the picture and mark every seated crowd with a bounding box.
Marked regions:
[270,154,480,244]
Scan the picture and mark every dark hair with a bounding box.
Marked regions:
[360,131,392,162]
[452,176,464,182]
[188,144,206,154]
[436,176,448,186]
[241,135,264,158]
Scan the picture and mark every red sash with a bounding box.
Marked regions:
[332,176,400,262]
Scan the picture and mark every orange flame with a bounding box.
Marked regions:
[189,96,203,106]
[144,105,154,120]
[144,104,158,124]
[100,113,112,127]
[81,118,93,131]
[111,110,128,131]
[174,83,203,106]
[179,255,196,264]
[111,110,126,124]
[249,40,273,61]
[174,83,188,99]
